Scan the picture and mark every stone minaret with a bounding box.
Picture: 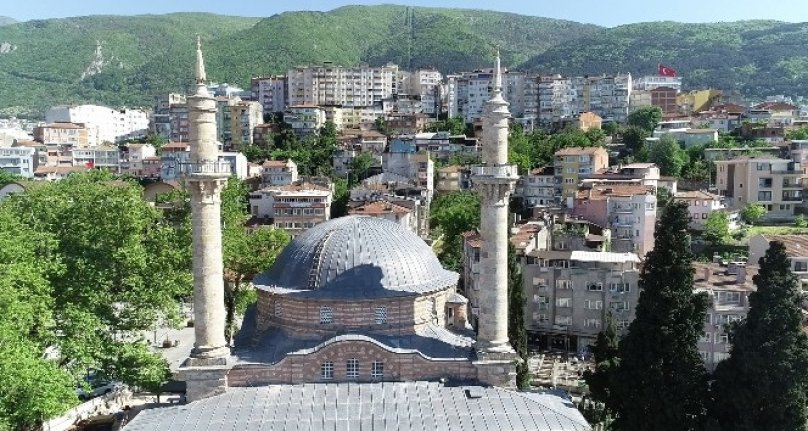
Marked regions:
[187,35,229,360]
[181,37,232,402]
[472,50,519,387]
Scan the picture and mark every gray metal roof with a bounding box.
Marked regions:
[123,382,592,431]
[254,216,458,298]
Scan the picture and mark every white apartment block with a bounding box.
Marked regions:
[46,104,149,145]
[251,75,287,114]
[399,69,443,116]
[674,191,726,230]
[633,75,683,92]
[287,63,399,108]
[0,146,37,178]
[121,143,157,177]
[72,146,121,172]
[249,182,332,238]
[261,159,299,186]
[284,105,327,135]
[153,94,186,140]
[516,167,558,208]
[538,74,632,125]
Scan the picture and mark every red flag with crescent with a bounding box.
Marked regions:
[658,64,677,77]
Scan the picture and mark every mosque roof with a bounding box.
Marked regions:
[253,216,458,299]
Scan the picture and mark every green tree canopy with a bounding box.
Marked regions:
[703,211,730,244]
[740,203,767,225]
[626,106,662,132]
[619,125,650,154]
[582,315,620,426]
[648,135,689,177]
[507,242,529,389]
[611,201,709,431]
[710,241,808,431]
[430,191,480,271]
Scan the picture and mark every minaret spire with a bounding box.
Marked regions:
[494,47,502,94]
[195,35,208,90]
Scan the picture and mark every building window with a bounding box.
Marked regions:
[274,301,283,318]
[556,297,572,308]
[371,361,384,379]
[587,282,603,291]
[704,313,712,324]
[585,300,603,310]
[556,280,573,289]
[375,306,388,324]
[795,261,808,272]
[320,306,333,324]
[321,362,334,380]
[346,359,359,379]
[701,333,711,343]
[554,315,572,326]
[610,301,630,312]
[533,313,549,322]
[758,191,772,201]
[718,334,729,344]
[584,318,601,328]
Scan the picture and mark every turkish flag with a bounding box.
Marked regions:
[85,160,95,168]
[658,64,677,77]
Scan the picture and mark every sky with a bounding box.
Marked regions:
[4,0,808,27]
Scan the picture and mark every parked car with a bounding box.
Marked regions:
[76,372,120,400]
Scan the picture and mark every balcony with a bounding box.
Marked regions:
[180,161,232,177]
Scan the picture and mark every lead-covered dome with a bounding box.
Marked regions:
[253,216,458,298]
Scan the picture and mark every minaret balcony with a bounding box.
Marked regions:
[471,165,519,179]
[180,161,232,178]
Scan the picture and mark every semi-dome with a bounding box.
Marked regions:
[253,216,458,297]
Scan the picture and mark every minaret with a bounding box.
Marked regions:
[187,36,229,360]
[472,50,519,387]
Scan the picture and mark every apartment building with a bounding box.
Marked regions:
[538,75,576,125]
[283,105,327,135]
[33,123,89,149]
[72,146,121,172]
[674,191,725,230]
[382,152,434,202]
[399,69,442,116]
[229,101,263,150]
[516,167,558,208]
[248,182,332,238]
[572,184,657,257]
[436,165,464,193]
[583,163,661,190]
[650,86,678,115]
[46,104,149,145]
[251,75,287,114]
[153,94,186,140]
[287,63,399,108]
[633,75,683,92]
[522,250,641,352]
[261,159,299,186]
[554,146,610,198]
[714,156,804,221]
[694,262,755,370]
[0,146,37,178]
[120,143,157,177]
[749,234,808,293]
[348,200,416,233]
[450,69,533,123]
[169,103,190,142]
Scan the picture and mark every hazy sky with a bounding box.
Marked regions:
[4,0,808,27]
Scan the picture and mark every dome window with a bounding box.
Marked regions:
[371,361,384,379]
[374,306,388,325]
[346,359,359,379]
[320,362,334,380]
[274,301,283,318]
[320,306,333,324]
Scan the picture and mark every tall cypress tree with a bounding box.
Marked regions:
[709,241,808,431]
[611,201,709,431]
[584,314,620,414]
[507,242,530,389]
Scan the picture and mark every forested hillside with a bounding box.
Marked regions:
[1,6,808,118]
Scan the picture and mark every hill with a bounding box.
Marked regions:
[0,6,599,118]
[1,7,808,119]
[523,20,808,98]
[0,17,17,26]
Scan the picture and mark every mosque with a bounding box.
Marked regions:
[122,40,590,430]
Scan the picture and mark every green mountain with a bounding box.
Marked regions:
[0,6,599,118]
[523,20,808,98]
[0,17,17,26]
[1,6,808,119]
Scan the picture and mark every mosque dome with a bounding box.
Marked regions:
[253,216,458,298]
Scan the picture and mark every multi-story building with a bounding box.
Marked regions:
[382,152,434,203]
[749,234,808,293]
[628,90,652,113]
[348,200,416,233]
[522,249,641,352]
[215,97,239,146]
[45,104,149,145]
[248,181,332,238]
[554,146,610,198]
[120,143,157,177]
[33,123,90,149]
[169,102,190,142]
[251,75,287,114]
[674,191,726,230]
[650,86,679,115]
[0,146,37,178]
[714,156,804,221]
[694,262,754,370]
[572,74,633,123]
[287,63,399,108]
[399,69,442,116]
[572,184,657,257]
[229,101,263,150]
[283,105,327,135]
[582,163,661,190]
[538,75,576,125]
[516,167,558,208]
[633,75,683,92]
[153,94,186,140]
[72,146,121,172]
[436,165,467,193]
[261,159,299,186]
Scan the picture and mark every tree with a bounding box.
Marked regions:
[796,214,808,228]
[113,342,172,402]
[627,106,662,132]
[602,122,619,136]
[785,126,808,141]
[648,135,688,177]
[709,241,808,431]
[656,186,673,207]
[740,203,767,225]
[350,153,376,185]
[703,211,730,244]
[582,315,620,426]
[620,125,650,153]
[0,206,77,429]
[611,201,709,431]
[507,243,529,389]
[0,170,20,187]
[1,172,192,387]
[430,192,480,271]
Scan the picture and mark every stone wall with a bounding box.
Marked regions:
[228,338,476,386]
[256,289,451,338]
